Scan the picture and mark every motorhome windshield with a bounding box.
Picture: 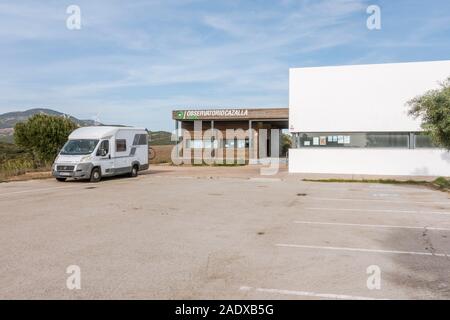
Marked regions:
[60,139,99,155]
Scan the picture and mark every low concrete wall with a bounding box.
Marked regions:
[289,148,450,177]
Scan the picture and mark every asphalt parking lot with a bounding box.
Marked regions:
[0,166,449,299]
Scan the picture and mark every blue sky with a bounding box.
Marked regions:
[1,0,449,131]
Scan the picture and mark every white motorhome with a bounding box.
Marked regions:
[52,126,149,182]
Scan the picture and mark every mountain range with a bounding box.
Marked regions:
[0,108,174,145]
[0,108,99,129]
[0,108,100,143]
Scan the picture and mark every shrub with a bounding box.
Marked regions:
[14,114,78,164]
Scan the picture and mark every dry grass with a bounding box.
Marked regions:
[3,170,52,182]
[150,145,173,164]
[0,158,41,182]
[0,165,52,182]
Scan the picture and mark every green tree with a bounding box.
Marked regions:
[281,133,292,156]
[408,77,450,151]
[14,114,78,163]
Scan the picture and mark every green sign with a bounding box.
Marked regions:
[175,109,249,120]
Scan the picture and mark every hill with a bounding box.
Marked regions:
[0,108,174,145]
[149,131,175,145]
[0,129,14,143]
[0,108,101,142]
[0,108,99,129]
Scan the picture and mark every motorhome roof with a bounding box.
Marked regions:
[68,126,146,140]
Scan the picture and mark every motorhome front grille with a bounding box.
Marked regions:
[57,165,75,171]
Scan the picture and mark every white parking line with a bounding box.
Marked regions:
[305,196,450,206]
[306,207,450,216]
[300,185,434,193]
[276,244,450,257]
[0,186,75,197]
[294,221,450,231]
[248,178,282,182]
[239,286,383,300]
[0,176,151,198]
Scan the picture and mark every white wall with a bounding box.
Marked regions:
[289,149,450,177]
[289,60,450,132]
[288,60,450,176]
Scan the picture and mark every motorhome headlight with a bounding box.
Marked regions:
[80,155,92,163]
[76,163,91,172]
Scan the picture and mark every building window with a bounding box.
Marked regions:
[237,139,246,149]
[297,132,410,148]
[414,133,436,148]
[224,139,247,148]
[116,139,127,152]
[224,139,235,148]
[186,139,218,149]
[203,140,217,149]
[186,140,203,149]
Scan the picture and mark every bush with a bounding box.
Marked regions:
[281,133,292,156]
[408,77,450,150]
[433,177,450,189]
[14,114,78,164]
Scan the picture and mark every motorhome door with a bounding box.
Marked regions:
[97,139,114,175]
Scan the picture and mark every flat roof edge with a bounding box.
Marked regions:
[289,59,450,71]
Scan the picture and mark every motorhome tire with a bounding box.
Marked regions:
[130,164,138,177]
[90,167,102,182]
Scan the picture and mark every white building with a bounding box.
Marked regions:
[289,60,450,177]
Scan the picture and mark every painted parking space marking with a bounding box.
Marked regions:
[239,286,384,300]
[371,193,400,197]
[299,185,435,194]
[304,196,450,206]
[305,207,450,216]
[294,220,450,231]
[0,186,75,197]
[276,244,450,257]
[0,176,144,198]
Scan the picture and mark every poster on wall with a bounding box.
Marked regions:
[344,136,351,144]
[338,136,344,144]
[320,136,327,146]
[313,137,319,146]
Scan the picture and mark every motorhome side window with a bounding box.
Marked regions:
[116,139,127,152]
[133,134,148,145]
[96,140,109,156]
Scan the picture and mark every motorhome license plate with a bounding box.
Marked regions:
[60,172,70,176]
